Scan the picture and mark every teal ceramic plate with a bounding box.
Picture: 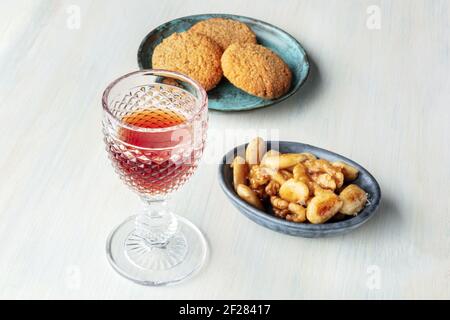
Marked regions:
[137,14,310,111]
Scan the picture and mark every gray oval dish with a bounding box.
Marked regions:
[137,13,310,111]
[218,141,382,238]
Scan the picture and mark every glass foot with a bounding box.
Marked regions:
[106,215,208,286]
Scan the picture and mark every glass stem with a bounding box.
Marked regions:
[135,196,178,247]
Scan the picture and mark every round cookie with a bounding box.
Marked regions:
[152,32,223,91]
[221,43,292,99]
[189,18,256,50]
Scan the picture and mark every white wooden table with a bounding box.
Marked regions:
[0,0,449,299]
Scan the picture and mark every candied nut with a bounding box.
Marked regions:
[300,152,317,161]
[286,203,306,222]
[265,180,280,196]
[232,156,248,191]
[270,195,289,210]
[312,182,327,196]
[237,137,370,225]
[279,178,310,205]
[279,169,293,180]
[333,171,345,189]
[245,137,266,165]
[311,173,337,191]
[284,166,295,172]
[236,184,264,210]
[304,159,339,176]
[306,191,343,224]
[339,184,367,215]
[261,149,280,164]
[263,167,287,186]
[249,165,270,189]
[332,161,359,181]
[273,207,289,218]
[292,163,314,194]
[293,163,308,180]
[261,153,308,170]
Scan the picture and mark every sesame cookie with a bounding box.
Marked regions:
[152,32,223,91]
[221,43,292,99]
[189,18,256,50]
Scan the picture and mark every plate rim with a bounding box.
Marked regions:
[137,13,310,111]
[218,141,382,233]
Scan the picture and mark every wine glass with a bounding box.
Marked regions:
[102,70,208,286]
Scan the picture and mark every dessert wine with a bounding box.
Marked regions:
[105,87,204,196]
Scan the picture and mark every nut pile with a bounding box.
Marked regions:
[232,138,368,224]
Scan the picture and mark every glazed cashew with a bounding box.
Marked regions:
[286,203,306,223]
[232,156,248,191]
[332,161,359,181]
[261,153,308,170]
[334,171,345,189]
[293,163,315,194]
[304,159,340,176]
[279,178,310,205]
[279,169,293,180]
[236,184,264,210]
[245,137,266,165]
[263,167,287,186]
[312,182,327,196]
[300,152,317,161]
[311,173,337,191]
[306,191,343,224]
[339,184,367,215]
[292,163,308,180]
[260,149,280,164]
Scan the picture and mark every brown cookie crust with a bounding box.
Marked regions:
[152,32,223,91]
[189,18,256,50]
[221,43,292,99]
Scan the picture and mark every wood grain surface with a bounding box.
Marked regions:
[0,0,449,299]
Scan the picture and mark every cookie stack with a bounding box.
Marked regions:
[152,18,292,99]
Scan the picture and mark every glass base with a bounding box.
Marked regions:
[106,215,208,286]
